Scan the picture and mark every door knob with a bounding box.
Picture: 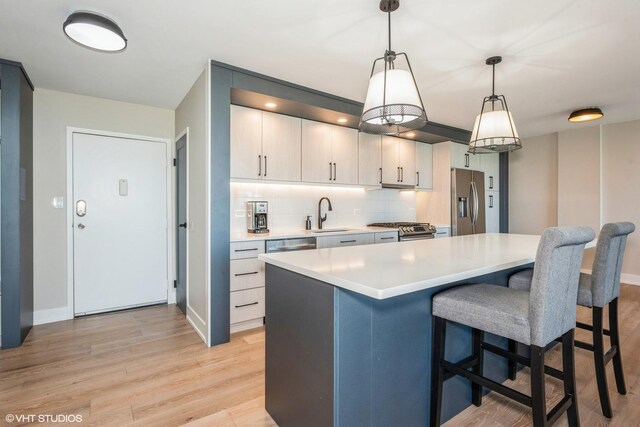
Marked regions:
[179,222,187,228]
[77,223,86,229]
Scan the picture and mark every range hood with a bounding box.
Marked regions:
[381,182,415,190]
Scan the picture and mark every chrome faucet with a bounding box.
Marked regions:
[317,197,333,229]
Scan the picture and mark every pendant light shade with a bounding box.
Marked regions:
[359,0,427,135]
[63,11,127,52]
[468,56,521,154]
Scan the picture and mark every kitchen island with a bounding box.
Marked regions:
[259,233,544,427]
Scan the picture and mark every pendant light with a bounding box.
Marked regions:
[63,11,127,52]
[359,0,427,136]
[468,56,521,154]
[568,107,603,122]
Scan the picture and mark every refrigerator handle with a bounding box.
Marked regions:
[472,181,479,225]
[468,182,475,222]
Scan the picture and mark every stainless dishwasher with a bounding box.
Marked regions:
[266,237,317,253]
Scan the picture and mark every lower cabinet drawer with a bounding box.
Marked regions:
[374,231,398,243]
[230,258,265,292]
[230,288,265,324]
[230,240,265,260]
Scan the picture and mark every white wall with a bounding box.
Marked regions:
[174,68,210,343]
[510,119,640,284]
[33,89,175,324]
[509,133,558,235]
[231,183,416,234]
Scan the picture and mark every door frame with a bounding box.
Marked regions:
[174,128,190,317]
[65,127,173,319]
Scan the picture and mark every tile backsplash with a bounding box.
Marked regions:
[231,182,417,233]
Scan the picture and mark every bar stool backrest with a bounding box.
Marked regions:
[591,222,636,308]
[529,226,595,347]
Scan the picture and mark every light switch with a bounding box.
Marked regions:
[119,179,128,196]
[52,196,64,209]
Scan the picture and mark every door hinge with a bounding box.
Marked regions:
[173,280,177,288]
[173,158,177,166]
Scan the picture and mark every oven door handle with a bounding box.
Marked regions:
[399,234,435,241]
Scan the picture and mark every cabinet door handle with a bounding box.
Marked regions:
[379,167,382,184]
[416,171,419,186]
[235,301,259,308]
[234,271,259,277]
[333,163,337,181]
[264,156,267,177]
[397,167,400,182]
[489,176,493,189]
[234,248,259,252]
[380,236,395,240]
[465,153,469,168]
[401,167,404,182]
[489,194,494,208]
[340,239,357,244]
[258,155,262,176]
[329,162,333,181]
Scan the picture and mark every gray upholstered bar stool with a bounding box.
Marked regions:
[430,226,595,427]
[508,222,635,418]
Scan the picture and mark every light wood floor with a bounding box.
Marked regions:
[1,285,639,426]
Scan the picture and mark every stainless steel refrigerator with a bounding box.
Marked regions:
[451,168,486,236]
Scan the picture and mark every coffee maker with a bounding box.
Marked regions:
[247,201,269,233]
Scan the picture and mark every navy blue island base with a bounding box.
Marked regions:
[264,262,533,427]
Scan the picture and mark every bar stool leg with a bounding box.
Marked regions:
[609,298,627,395]
[507,339,517,380]
[593,306,613,418]
[530,344,547,427]
[562,330,580,427]
[471,328,484,406]
[430,316,447,427]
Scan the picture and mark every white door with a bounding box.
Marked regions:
[73,132,168,315]
[381,136,399,184]
[230,105,263,179]
[358,133,382,186]
[480,153,499,191]
[261,111,301,182]
[415,142,433,190]
[302,120,333,183]
[486,191,500,233]
[398,138,416,185]
[331,126,359,185]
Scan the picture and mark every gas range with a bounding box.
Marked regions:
[368,222,437,241]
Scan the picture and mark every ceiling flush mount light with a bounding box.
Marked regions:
[63,11,127,52]
[568,107,603,122]
[468,56,521,154]
[337,118,348,124]
[359,0,428,136]
[264,102,278,108]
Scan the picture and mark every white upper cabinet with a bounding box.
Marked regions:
[230,105,302,182]
[381,136,416,186]
[230,105,263,179]
[479,153,499,191]
[262,111,302,182]
[415,142,433,190]
[358,133,382,186]
[485,191,500,233]
[302,120,358,185]
[450,141,480,170]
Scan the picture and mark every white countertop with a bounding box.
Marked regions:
[231,226,398,242]
[259,233,594,300]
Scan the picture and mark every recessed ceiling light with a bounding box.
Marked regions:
[568,107,603,122]
[405,132,416,137]
[264,102,277,108]
[337,118,348,124]
[63,11,127,52]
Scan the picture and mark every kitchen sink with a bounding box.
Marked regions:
[309,228,351,233]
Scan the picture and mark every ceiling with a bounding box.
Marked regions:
[1,0,639,138]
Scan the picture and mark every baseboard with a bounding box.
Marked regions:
[580,269,640,286]
[230,318,264,334]
[34,307,70,325]
[186,305,207,344]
